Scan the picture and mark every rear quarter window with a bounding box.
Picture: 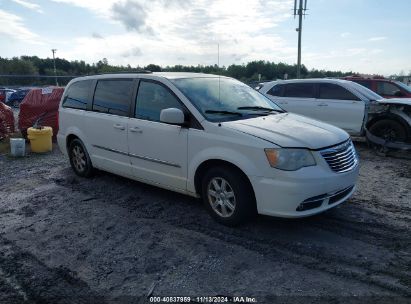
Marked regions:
[63,80,92,110]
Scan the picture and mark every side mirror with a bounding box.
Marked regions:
[160,108,185,125]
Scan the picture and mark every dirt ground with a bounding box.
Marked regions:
[0,141,410,304]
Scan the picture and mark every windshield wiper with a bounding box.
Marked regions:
[205,110,243,116]
[237,106,282,112]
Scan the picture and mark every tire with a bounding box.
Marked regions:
[368,119,408,142]
[201,166,256,226]
[68,138,94,177]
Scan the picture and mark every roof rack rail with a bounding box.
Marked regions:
[97,70,152,75]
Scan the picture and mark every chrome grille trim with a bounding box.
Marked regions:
[320,140,358,173]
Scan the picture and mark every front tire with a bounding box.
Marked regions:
[369,119,408,142]
[201,166,255,226]
[68,139,94,177]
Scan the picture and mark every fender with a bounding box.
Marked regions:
[187,147,261,193]
[390,108,411,127]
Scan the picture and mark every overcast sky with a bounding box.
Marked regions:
[1,0,410,75]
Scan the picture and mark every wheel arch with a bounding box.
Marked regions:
[66,133,79,150]
[193,159,256,202]
[366,112,411,139]
[62,126,90,154]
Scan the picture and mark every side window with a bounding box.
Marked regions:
[63,80,92,110]
[284,83,315,98]
[318,83,360,100]
[353,80,372,89]
[92,79,133,116]
[135,81,184,122]
[376,82,400,96]
[267,84,283,97]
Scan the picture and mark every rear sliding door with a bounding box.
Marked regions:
[85,79,134,176]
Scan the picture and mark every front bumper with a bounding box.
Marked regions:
[250,163,359,218]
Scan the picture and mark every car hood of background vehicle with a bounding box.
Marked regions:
[224,113,349,150]
[377,98,411,106]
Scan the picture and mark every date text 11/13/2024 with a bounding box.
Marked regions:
[149,296,257,303]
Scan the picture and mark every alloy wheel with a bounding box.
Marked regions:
[72,145,86,172]
[207,177,236,218]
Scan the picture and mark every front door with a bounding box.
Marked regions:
[128,80,188,191]
[316,83,365,134]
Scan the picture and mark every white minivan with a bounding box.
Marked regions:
[57,72,359,225]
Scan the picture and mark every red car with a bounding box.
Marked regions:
[0,89,6,103]
[343,76,411,99]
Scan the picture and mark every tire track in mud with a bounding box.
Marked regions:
[309,208,410,248]
[46,177,411,297]
[0,236,108,304]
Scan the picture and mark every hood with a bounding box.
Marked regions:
[223,113,349,150]
[377,98,411,106]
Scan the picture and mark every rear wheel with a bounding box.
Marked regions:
[369,119,408,142]
[68,139,94,177]
[201,166,255,226]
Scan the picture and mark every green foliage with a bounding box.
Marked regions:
[0,56,355,86]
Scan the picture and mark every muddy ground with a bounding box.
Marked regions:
[0,142,410,304]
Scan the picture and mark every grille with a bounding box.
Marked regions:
[320,140,358,173]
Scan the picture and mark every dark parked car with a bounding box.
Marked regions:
[343,76,411,99]
[6,88,31,107]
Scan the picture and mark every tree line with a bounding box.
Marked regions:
[0,55,356,86]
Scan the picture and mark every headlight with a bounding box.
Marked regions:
[264,148,316,171]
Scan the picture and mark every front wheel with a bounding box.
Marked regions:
[368,119,408,142]
[68,139,94,177]
[201,166,256,226]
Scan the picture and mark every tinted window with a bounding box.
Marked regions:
[318,83,359,100]
[135,81,183,122]
[267,84,283,96]
[63,80,92,109]
[284,83,315,98]
[376,82,400,96]
[353,80,372,89]
[92,79,133,116]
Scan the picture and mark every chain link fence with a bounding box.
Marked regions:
[0,75,78,88]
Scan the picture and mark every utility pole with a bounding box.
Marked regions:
[51,49,58,86]
[294,0,307,79]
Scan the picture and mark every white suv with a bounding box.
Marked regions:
[57,73,359,225]
[258,79,411,144]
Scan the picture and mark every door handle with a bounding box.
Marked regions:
[317,103,328,107]
[279,101,288,104]
[129,127,143,133]
[113,124,125,130]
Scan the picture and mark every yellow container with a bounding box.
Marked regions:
[27,126,53,153]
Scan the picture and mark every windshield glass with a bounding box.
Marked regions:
[349,81,383,101]
[172,77,283,122]
[394,81,411,93]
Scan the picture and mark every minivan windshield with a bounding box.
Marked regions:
[172,77,284,122]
